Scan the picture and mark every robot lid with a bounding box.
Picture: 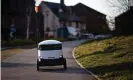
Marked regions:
[38,40,62,45]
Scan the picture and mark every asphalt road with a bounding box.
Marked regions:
[1,40,96,80]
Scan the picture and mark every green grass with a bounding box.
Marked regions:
[75,35,133,80]
[1,44,36,61]
[1,48,23,60]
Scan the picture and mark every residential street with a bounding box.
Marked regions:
[1,40,96,80]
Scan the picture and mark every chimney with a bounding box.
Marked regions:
[60,0,64,5]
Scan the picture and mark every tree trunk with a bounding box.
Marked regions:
[26,16,30,39]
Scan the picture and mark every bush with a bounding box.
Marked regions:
[46,38,66,42]
[1,41,8,46]
[9,39,36,46]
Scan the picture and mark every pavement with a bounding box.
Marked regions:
[1,40,96,80]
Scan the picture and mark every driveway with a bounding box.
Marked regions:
[1,40,96,80]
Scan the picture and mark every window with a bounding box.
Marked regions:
[39,44,62,50]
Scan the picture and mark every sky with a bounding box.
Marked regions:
[35,0,133,17]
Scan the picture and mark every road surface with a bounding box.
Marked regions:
[1,40,96,80]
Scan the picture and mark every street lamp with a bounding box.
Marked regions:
[35,6,40,45]
[59,8,63,27]
[59,8,64,38]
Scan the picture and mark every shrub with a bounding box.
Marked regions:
[1,41,8,46]
[46,38,66,42]
[9,39,36,46]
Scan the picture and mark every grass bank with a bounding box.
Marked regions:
[74,35,133,80]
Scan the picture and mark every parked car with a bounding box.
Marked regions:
[80,33,94,39]
[57,26,78,40]
[87,33,94,39]
[94,34,112,39]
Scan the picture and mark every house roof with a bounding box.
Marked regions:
[40,1,106,22]
[67,3,106,22]
[72,3,106,17]
[116,7,133,18]
[40,1,67,18]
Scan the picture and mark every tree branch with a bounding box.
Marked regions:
[107,0,129,11]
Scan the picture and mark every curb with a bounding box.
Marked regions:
[72,47,101,80]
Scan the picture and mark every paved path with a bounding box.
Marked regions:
[1,40,96,80]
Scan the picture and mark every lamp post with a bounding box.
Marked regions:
[35,6,40,45]
[59,8,64,38]
[59,8,63,27]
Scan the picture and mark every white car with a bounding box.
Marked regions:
[37,40,67,71]
[94,34,112,39]
[80,33,94,39]
[87,33,94,39]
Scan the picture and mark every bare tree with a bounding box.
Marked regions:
[26,5,33,39]
[106,16,115,31]
[106,0,130,31]
[107,0,129,16]
[26,0,34,39]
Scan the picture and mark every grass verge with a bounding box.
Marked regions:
[74,35,133,80]
[1,44,36,61]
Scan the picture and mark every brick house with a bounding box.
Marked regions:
[70,3,110,35]
[39,1,62,38]
[39,0,87,38]
[115,7,133,35]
